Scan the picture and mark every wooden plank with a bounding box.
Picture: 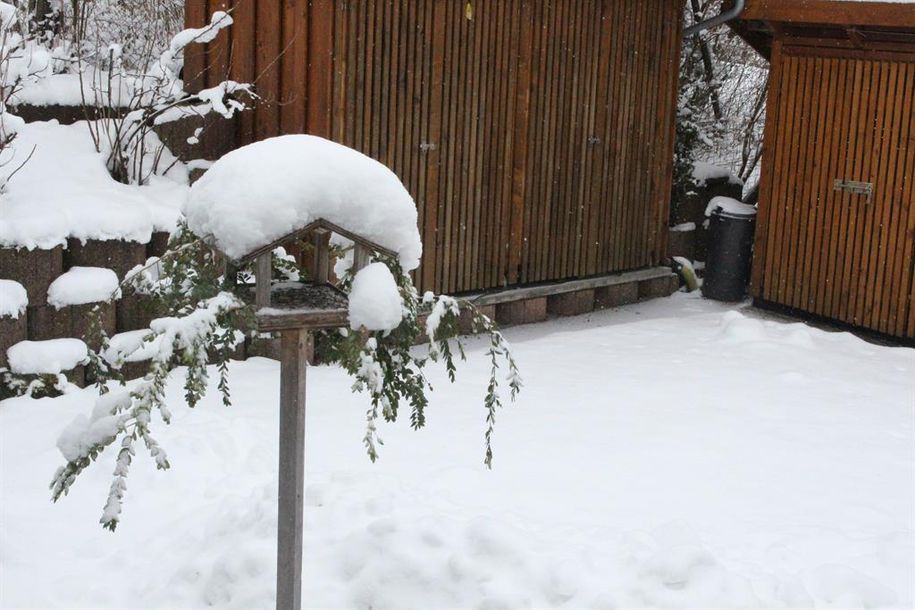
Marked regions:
[877,61,910,333]
[777,55,808,305]
[872,60,907,331]
[496,0,521,288]
[438,2,463,292]
[859,60,895,328]
[785,57,826,307]
[889,62,915,336]
[307,2,334,137]
[507,0,533,285]
[275,328,308,610]
[256,253,272,309]
[183,0,209,94]
[898,64,915,337]
[801,55,838,314]
[752,38,784,298]
[739,0,915,29]
[820,56,852,317]
[837,59,873,324]
[659,0,684,264]
[422,0,446,291]
[206,0,233,88]
[612,0,638,272]
[232,0,256,145]
[519,0,546,284]
[254,0,282,140]
[280,0,308,135]
[467,266,675,306]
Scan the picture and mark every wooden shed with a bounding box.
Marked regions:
[729,0,915,340]
[183,0,683,297]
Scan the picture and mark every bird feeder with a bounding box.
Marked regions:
[212,218,396,610]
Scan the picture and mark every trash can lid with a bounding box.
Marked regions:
[705,196,757,219]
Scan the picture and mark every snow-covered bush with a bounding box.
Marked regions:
[0,1,251,186]
[50,224,521,530]
[78,9,252,185]
[50,137,521,531]
[0,1,60,188]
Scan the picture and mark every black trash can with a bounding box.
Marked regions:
[702,199,756,302]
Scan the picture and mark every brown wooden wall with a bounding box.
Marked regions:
[754,43,915,339]
[185,0,682,295]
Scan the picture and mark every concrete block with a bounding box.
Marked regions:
[594,282,639,309]
[0,315,27,369]
[117,293,159,333]
[65,238,148,279]
[668,228,696,260]
[27,302,116,349]
[458,304,497,334]
[638,274,678,301]
[26,304,71,341]
[153,112,238,163]
[496,297,547,326]
[147,232,171,259]
[547,289,595,317]
[0,245,64,304]
[70,302,117,349]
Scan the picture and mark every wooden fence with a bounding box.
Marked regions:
[185,0,682,294]
[753,44,915,338]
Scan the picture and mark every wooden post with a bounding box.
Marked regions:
[313,229,330,285]
[276,329,308,610]
[352,243,370,273]
[256,252,272,309]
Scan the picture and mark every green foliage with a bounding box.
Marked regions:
[49,224,253,530]
[50,226,522,530]
[326,254,521,468]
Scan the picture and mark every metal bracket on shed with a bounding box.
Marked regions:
[833,179,873,203]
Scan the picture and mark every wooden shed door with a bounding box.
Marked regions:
[754,50,915,338]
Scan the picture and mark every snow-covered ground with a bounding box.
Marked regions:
[1,294,913,610]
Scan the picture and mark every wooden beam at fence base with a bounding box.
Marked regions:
[276,329,308,610]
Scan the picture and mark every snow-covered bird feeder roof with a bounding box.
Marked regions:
[184,134,421,267]
[185,135,420,332]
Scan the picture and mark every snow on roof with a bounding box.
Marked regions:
[0,279,28,318]
[185,135,423,270]
[0,121,187,250]
[47,267,120,308]
[6,338,89,375]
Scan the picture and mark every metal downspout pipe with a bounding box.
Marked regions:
[683,0,746,37]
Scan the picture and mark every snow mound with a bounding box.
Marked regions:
[185,135,422,269]
[0,279,28,318]
[0,121,187,249]
[10,72,133,108]
[717,310,816,348]
[705,196,757,218]
[348,262,404,331]
[47,266,120,308]
[6,338,88,374]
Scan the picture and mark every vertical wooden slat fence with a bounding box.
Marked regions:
[753,47,915,338]
[185,0,682,295]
